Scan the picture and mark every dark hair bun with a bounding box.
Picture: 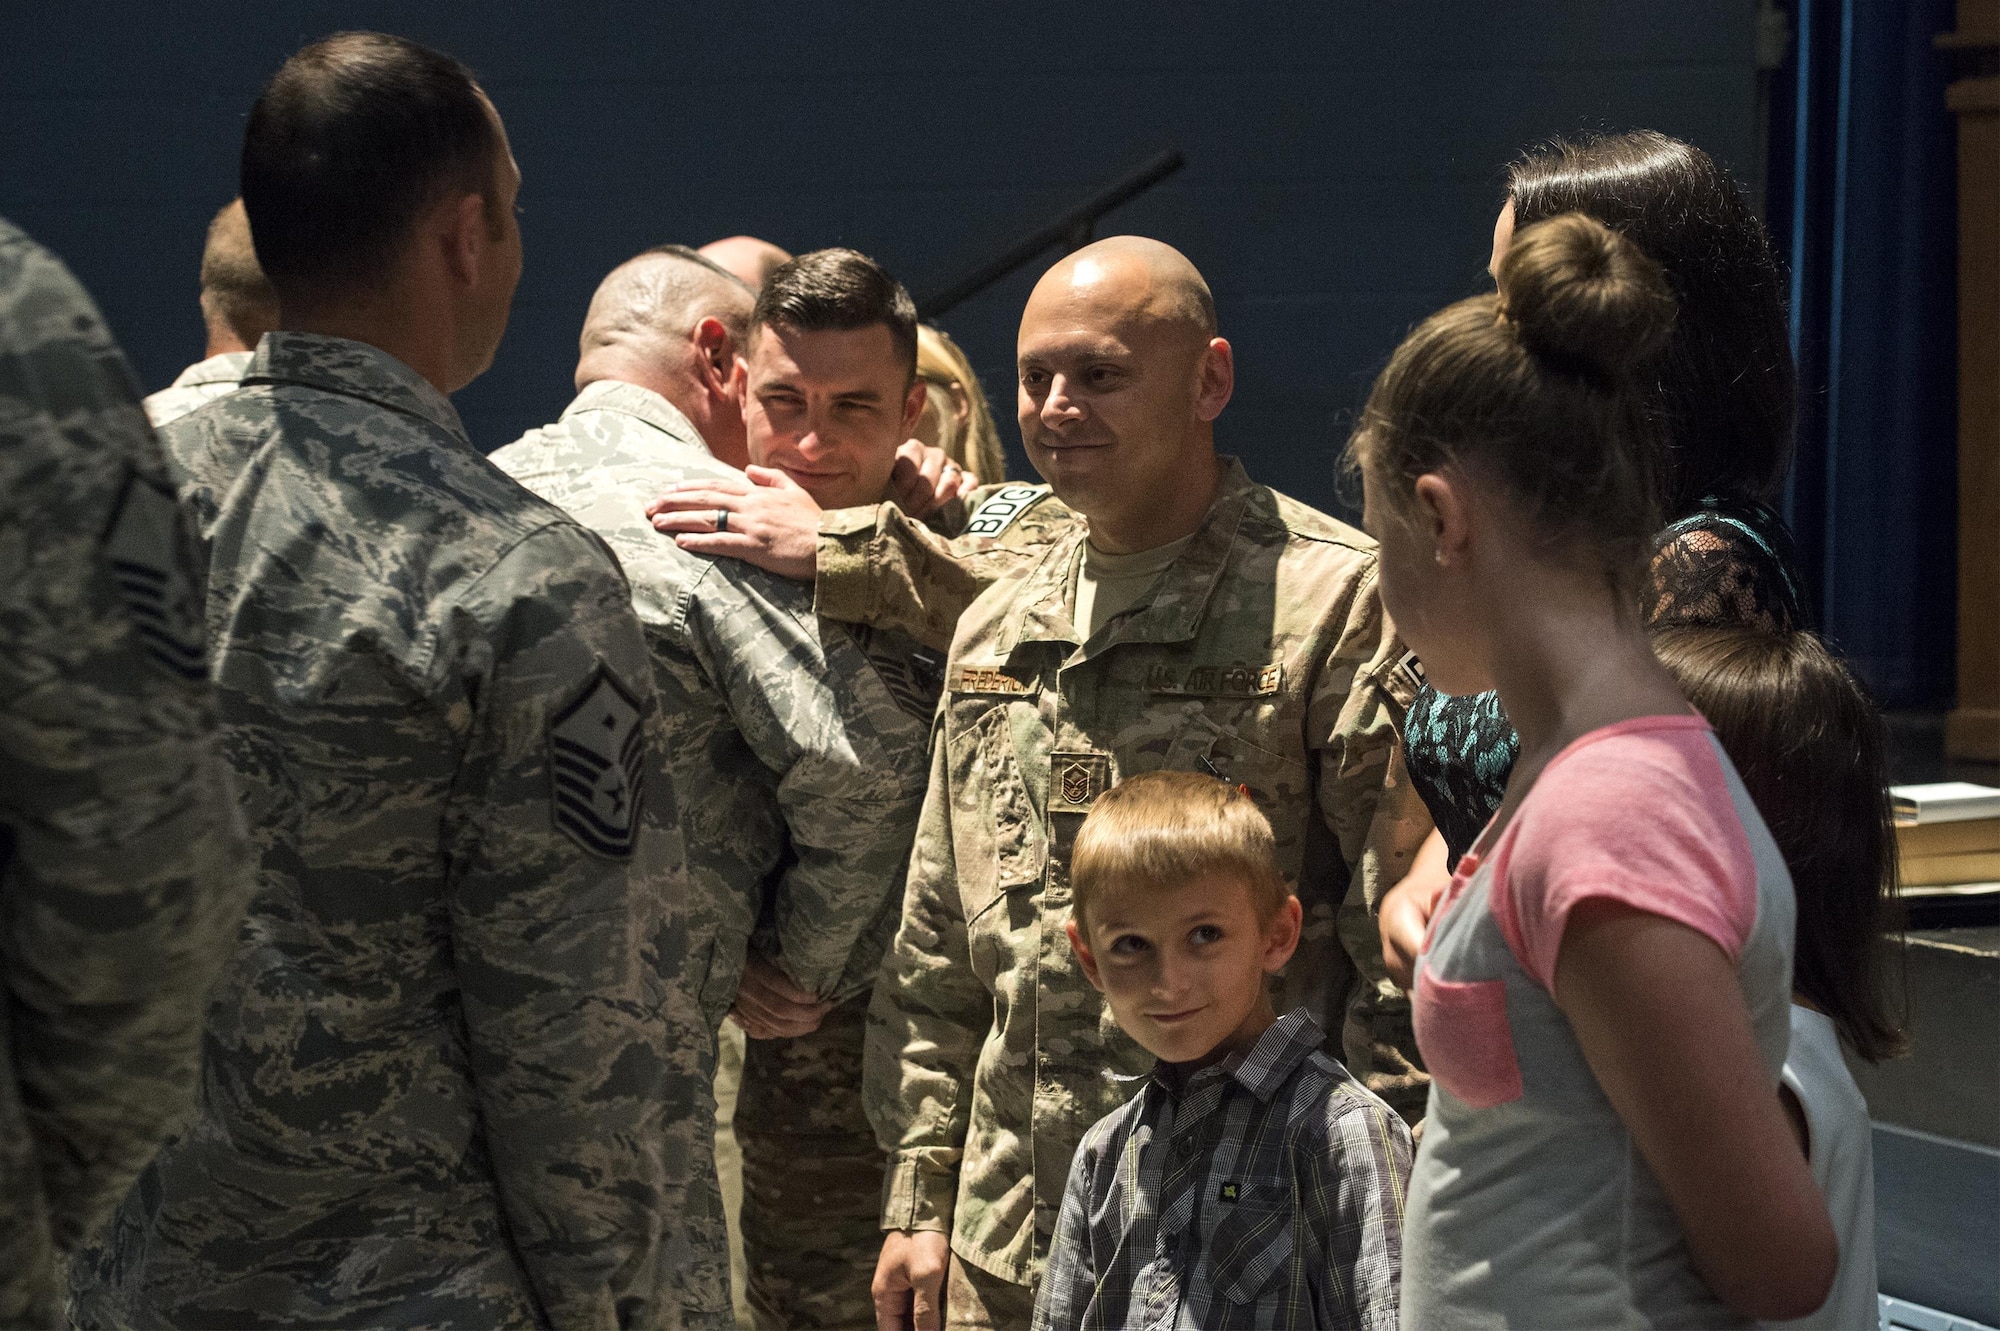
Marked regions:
[1497,212,1676,382]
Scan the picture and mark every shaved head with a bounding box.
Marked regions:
[199,197,278,354]
[579,245,753,366]
[1015,235,1230,548]
[575,245,757,464]
[698,235,793,290]
[1028,235,1217,347]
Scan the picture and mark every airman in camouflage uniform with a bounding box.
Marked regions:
[817,477,1431,1118]
[70,327,705,1330]
[495,245,940,1329]
[71,31,709,1327]
[0,217,255,1329]
[863,238,1432,1325]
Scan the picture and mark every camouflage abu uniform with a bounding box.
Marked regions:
[817,480,1077,653]
[72,333,704,1330]
[0,218,254,1328]
[491,380,935,1330]
[862,458,1433,1301]
[825,476,1431,1111]
[142,350,250,428]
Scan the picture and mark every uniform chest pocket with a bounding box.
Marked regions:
[1205,1185,1294,1305]
[944,702,1048,923]
[1412,974,1523,1109]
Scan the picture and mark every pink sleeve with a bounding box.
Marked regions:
[1491,727,1758,991]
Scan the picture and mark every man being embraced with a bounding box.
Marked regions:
[1037,771,1411,1331]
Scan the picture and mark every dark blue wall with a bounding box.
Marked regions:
[0,1,1762,517]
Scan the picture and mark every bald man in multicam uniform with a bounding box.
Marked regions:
[143,199,278,428]
[663,237,1432,1329]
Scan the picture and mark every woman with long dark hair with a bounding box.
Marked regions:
[1383,131,1818,977]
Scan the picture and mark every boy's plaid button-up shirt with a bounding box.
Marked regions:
[1032,1009,1411,1331]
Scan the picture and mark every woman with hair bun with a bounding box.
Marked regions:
[1393,130,1813,871]
[1351,212,1835,1327]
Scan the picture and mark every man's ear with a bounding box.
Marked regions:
[1193,336,1235,422]
[692,317,735,396]
[1065,916,1107,993]
[1262,895,1303,975]
[440,191,488,290]
[901,376,929,439]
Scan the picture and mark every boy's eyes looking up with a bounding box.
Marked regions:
[1102,923,1226,958]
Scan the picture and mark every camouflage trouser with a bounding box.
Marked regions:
[735,992,884,1331]
[944,1254,1035,1330]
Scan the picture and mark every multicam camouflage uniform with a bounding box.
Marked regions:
[0,217,255,1329]
[71,333,704,1329]
[816,479,1077,653]
[861,458,1433,1305]
[491,380,935,1330]
[823,474,1431,1109]
[141,350,250,428]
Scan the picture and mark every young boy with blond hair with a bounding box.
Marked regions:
[1032,771,1412,1331]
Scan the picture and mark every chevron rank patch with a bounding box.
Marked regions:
[548,664,646,859]
[1050,750,1111,815]
[102,470,205,680]
[963,484,1049,538]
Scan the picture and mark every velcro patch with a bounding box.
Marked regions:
[949,665,1033,696]
[963,485,1050,538]
[1389,651,1426,702]
[1146,661,1283,697]
[102,471,206,680]
[1050,751,1112,814]
[549,665,646,859]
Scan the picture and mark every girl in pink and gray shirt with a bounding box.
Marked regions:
[1351,209,1837,1328]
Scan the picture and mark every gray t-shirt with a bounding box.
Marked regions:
[1402,716,1796,1330]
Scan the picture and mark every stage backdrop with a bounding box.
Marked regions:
[0,1,1767,512]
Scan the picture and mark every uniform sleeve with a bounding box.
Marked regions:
[1314,564,1437,1119]
[816,487,1071,651]
[1030,1138,1099,1331]
[1300,1091,1412,1331]
[864,737,986,1233]
[444,524,688,1329]
[0,233,257,1287]
[681,567,929,1003]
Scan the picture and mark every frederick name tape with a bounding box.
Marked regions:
[949,665,1033,695]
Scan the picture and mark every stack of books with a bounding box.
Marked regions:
[1891,783,2000,889]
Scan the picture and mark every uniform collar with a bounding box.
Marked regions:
[561,378,714,458]
[999,455,1261,658]
[170,350,253,388]
[242,332,469,445]
[1152,1007,1324,1105]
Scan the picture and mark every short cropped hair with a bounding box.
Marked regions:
[1071,771,1288,929]
[241,31,501,299]
[199,199,277,340]
[750,247,918,381]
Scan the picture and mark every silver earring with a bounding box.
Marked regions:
[1434,548,1444,565]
